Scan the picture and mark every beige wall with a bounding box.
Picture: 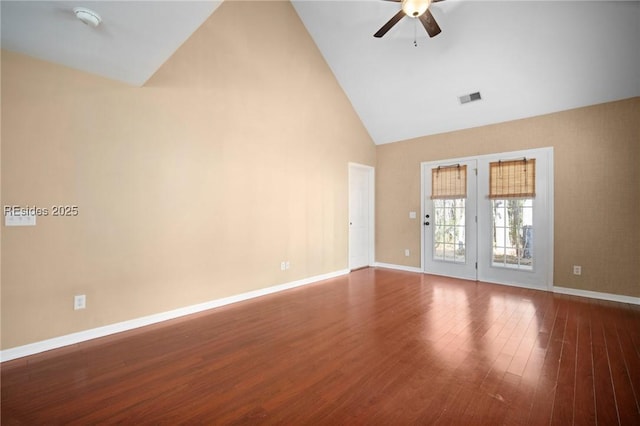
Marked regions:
[2,1,637,352]
[0,1,376,349]
[376,97,640,298]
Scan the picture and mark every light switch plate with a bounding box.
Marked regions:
[409,211,417,219]
[5,211,36,226]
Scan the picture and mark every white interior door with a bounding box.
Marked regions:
[349,163,374,270]
[422,160,477,281]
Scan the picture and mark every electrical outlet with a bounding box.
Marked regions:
[285,261,290,270]
[404,249,410,257]
[573,265,582,276]
[280,261,286,271]
[74,294,86,310]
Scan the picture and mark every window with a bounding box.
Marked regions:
[489,159,535,270]
[431,165,467,263]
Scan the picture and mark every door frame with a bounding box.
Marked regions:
[421,148,554,290]
[348,163,375,270]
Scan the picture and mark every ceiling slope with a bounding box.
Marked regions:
[2,1,639,144]
[292,0,640,144]
[1,1,222,86]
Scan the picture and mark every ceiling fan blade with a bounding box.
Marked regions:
[419,9,441,37]
[374,10,406,38]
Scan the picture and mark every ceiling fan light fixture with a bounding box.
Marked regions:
[402,0,431,18]
[374,0,441,39]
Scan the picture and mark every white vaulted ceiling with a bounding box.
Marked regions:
[0,0,223,86]
[292,0,640,144]
[2,1,639,144]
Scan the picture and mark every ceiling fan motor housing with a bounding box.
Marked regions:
[374,0,441,39]
[402,0,430,18]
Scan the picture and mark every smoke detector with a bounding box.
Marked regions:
[73,7,101,28]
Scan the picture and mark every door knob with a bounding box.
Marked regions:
[424,221,430,226]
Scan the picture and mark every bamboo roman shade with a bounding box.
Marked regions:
[489,158,536,198]
[431,165,467,199]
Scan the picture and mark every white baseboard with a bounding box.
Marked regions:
[4,269,636,363]
[0,269,350,363]
[373,262,423,273]
[553,286,640,305]
[372,263,640,306]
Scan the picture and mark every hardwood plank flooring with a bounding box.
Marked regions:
[2,268,639,424]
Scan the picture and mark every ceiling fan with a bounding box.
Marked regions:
[374,0,445,39]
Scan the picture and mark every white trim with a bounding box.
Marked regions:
[553,286,640,305]
[420,165,426,272]
[373,262,423,273]
[0,269,350,363]
[371,266,640,306]
[546,150,555,291]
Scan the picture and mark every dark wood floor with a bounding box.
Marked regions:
[2,268,640,424]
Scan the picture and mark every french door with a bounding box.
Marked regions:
[422,159,477,281]
[422,148,553,289]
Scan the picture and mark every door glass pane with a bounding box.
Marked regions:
[491,199,533,270]
[432,198,466,264]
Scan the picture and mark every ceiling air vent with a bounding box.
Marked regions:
[459,91,482,105]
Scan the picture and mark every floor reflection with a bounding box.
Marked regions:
[417,274,543,388]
